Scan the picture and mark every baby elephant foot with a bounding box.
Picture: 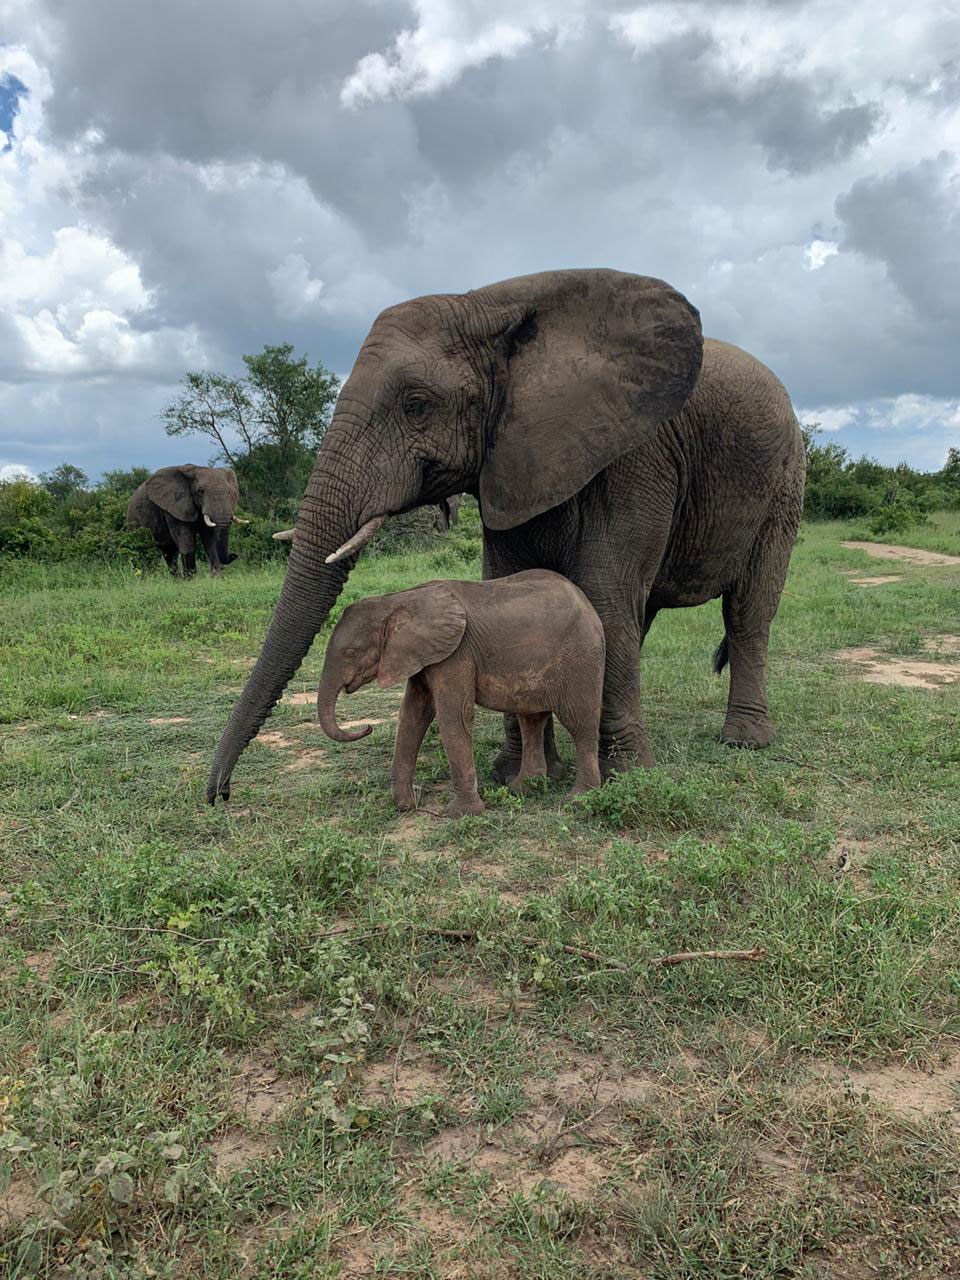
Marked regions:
[446,794,485,818]
[507,771,546,796]
[721,715,775,750]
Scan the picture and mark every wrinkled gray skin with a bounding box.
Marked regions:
[208,268,804,803]
[316,570,605,817]
[127,465,241,577]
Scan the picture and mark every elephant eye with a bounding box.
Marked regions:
[403,395,430,421]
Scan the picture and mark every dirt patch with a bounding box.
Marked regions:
[756,1144,809,1189]
[826,1056,960,1122]
[363,1052,450,1106]
[848,575,902,586]
[283,691,316,706]
[21,950,56,982]
[256,731,295,751]
[422,1121,613,1202]
[835,646,960,689]
[832,838,874,891]
[842,540,960,567]
[924,635,960,654]
[285,747,327,771]
[210,1128,273,1174]
[149,716,190,725]
[0,1175,45,1223]
[230,1054,298,1123]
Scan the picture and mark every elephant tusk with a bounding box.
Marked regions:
[233,517,250,525]
[325,515,385,564]
[272,528,295,542]
[203,513,217,527]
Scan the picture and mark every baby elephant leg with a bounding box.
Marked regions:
[555,700,602,797]
[433,689,484,818]
[391,676,435,811]
[507,712,550,794]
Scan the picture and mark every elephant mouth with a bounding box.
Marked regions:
[344,676,366,694]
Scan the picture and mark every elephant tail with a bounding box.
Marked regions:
[712,637,729,674]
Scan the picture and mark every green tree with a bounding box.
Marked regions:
[162,344,340,515]
[39,462,88,504]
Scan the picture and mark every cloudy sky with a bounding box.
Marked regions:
[1,0,958,482]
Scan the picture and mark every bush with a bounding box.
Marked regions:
[801,424,955,522]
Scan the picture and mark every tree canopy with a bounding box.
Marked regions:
[161,344,340,515]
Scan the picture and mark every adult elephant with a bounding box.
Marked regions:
[208,269,804,803]
[127,464,246,576]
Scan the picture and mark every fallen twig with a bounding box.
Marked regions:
[649,945,766,967]
[314,921,765,972]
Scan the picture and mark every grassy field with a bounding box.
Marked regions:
[2,514,959,1278]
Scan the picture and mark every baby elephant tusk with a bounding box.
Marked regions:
[203,513,217,527]
[325,515,385,564]
[233,517,250,525]
[272,528,295,542]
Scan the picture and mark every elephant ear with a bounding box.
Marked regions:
[377,584,467,688]
[145,466,198,522]
[474,270,703,530]
[220,467,240,507]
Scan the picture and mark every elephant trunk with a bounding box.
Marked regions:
[316,670,372,744]
[207,458,370,801]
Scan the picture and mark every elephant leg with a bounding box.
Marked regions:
[199,524,223,574]
[159,540,180,576]
[492,713,566,784]
[555,699,602,797]
[181,549,197,578]
[597,614,655,776]
[508,712,550,794]
[391,676,436,811]
[719,529,793,749]
[432,685,484,818]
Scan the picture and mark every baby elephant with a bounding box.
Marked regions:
[316,570,604,817]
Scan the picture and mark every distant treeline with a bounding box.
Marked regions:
[3,411,958,566]
[801,427,960,534]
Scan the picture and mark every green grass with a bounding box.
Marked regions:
[2,521,959,1277]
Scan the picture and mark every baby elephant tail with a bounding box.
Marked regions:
[712,637,729,674]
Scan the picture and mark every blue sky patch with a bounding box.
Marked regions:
[0,73,28,150]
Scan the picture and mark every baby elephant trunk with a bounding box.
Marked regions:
[316,670,372,743]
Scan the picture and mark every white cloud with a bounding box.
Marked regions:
[799,405,856,431]
[267,252,325,320]
[341,0,593,106]
[804,238,839,270]
[0,462,37,481]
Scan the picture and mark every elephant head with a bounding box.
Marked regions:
[315,584,467,742]
[208,268,702,801]
[146,465,242,529]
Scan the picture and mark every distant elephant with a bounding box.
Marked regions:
[127,465,247,576]
[316,570,604,816]
[208,268,804,804]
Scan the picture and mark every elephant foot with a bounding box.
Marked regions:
[393,787,416,812]
[223,553,239,565]
[446,794,485,818]
[599,733,655,778]
[721,715,775,750]
[490,751,521,785]
[492,751,566,785]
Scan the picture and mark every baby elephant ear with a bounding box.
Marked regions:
[377,584,467,688]
[145,467,198,522]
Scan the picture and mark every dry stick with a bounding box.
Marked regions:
[315,922,765,971]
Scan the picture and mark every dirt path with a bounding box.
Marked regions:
[841,540,960,567]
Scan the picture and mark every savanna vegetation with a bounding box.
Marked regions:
[2,512,959,1277]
